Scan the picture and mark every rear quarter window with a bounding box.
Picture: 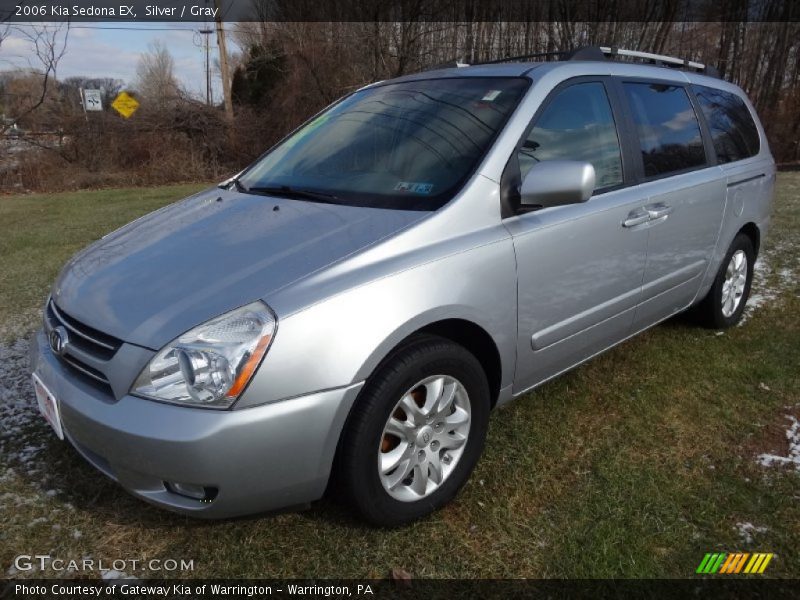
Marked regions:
[692,85,760,163]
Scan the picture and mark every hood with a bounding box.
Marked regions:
[52,188,425,349]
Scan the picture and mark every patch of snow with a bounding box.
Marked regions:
[0,468,15,483]
[778,267,797,288]
[0,490,44,507]
[739,250,799,325]
[757,415,800,471]
[0,338,43,464]
[0,337,70,511]
[0,307,42,343]
[736,522,768,544]
[740,258,778,325]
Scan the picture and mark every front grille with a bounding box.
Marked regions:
[47,300,122,359]
[46,300,121,394]
[61,354,110,385]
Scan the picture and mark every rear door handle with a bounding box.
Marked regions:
[646,203,673,220]
[622,208,650,228]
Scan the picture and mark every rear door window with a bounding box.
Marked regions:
[622,82,706,178]
[692,85,760,163]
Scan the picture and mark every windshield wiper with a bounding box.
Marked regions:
[218,176,248,192]
[244,185,340,204]
[231,178,249,193]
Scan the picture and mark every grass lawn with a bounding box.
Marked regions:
[0,176,798,579]
[0,184,208,339]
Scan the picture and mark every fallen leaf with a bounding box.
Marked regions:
[390,568,412,587]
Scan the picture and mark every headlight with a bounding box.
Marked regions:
[132,302,276,409]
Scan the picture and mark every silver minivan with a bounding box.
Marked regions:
[30,47,775,526]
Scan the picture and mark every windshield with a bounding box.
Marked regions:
[238,77,530,210]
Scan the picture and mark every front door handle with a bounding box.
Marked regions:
[622,209,650,228]
[646,203,673,220]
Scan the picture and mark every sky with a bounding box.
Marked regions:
[1,21,234,100]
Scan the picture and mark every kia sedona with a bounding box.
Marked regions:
[30,46,775,526]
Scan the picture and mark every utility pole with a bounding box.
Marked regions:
[199,27,213,105]
[214,0,233,120]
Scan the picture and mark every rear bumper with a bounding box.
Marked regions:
[29,330,363,518]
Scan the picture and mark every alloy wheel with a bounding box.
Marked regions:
[721,249,748,318]
[377,375,471,502]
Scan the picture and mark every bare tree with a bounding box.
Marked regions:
[135,41,181,106]
[1,23,70,135]
[0,23,8,53]
[0,0,12,51]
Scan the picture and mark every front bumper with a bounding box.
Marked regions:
[30,330,363,518]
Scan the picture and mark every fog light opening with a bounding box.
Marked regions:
[165,481,218,503]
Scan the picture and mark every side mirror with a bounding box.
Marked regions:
[519,160,596,209]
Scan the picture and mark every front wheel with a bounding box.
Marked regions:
[337,335,490,526]
[695,233,755,328]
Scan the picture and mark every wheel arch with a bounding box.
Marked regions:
[353,313,508,410]
[328,314,507,497]
[696,220,762,306]
[413,319,503,409]
[738,221,761,257]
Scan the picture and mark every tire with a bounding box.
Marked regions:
[694,233,756,329]
[337,334,490,526]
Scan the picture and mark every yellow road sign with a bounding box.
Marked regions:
[111,92,140,118]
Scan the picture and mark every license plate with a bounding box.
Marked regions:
[32,373,64,440]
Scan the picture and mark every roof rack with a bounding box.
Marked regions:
[426,45,719,78]
[479,50,571,65]
[424,50,570,71]
[597,46,719,77]
[426,58,470,70]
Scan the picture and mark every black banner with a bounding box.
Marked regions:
[1,0,799,23]
[3,579,800,600]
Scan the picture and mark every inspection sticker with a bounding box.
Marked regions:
[394,182,434,194]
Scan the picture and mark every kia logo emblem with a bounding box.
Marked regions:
[49,326,69,356]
